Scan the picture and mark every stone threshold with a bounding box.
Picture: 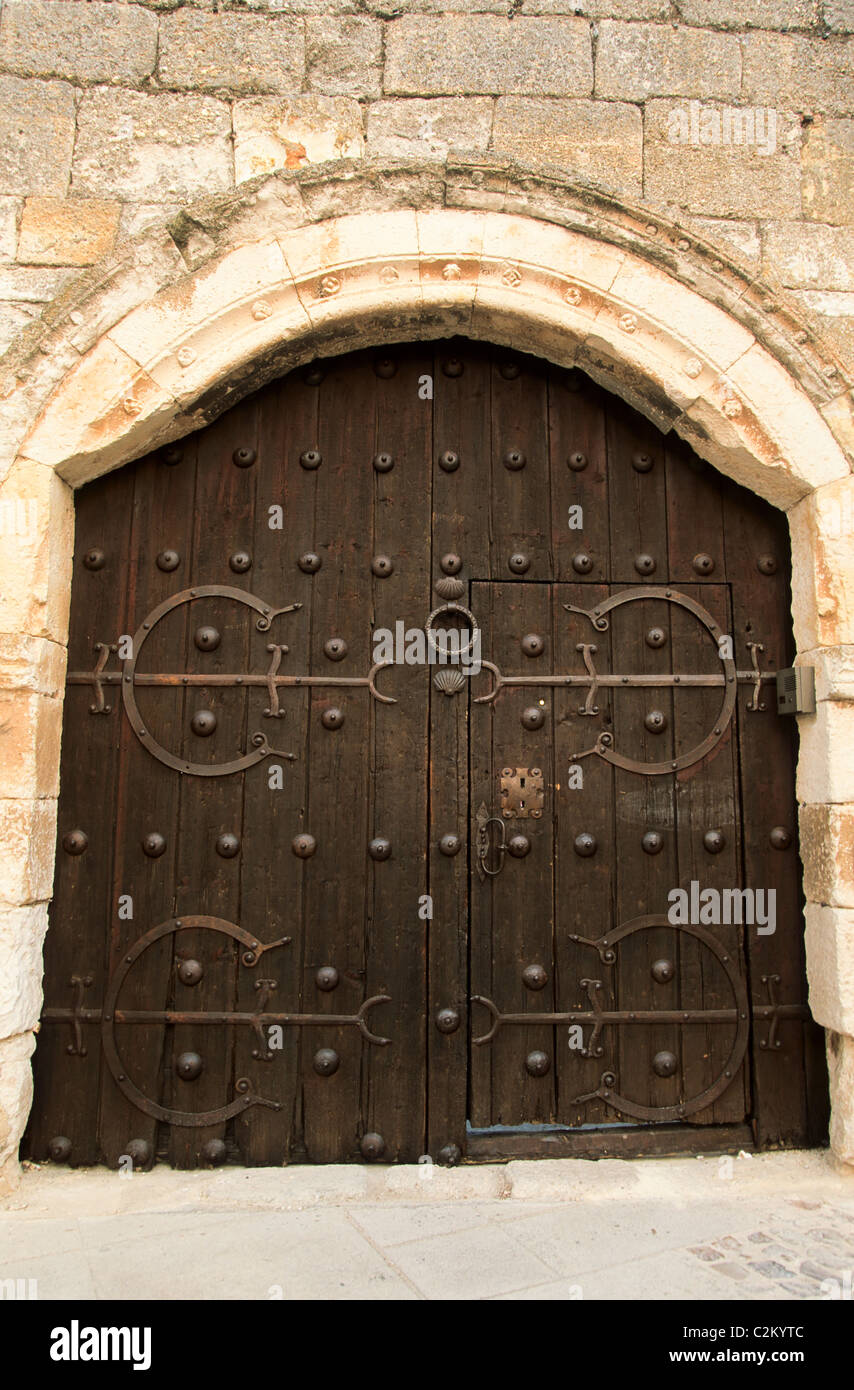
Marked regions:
[2,1149,850,1219]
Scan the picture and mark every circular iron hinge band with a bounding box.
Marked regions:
[101,916,291,1128]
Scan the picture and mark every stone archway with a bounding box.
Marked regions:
[1,157,852,1183]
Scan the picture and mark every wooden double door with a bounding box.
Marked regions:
[26,340,827,1169]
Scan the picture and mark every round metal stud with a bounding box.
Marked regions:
[299,450,322,470]
[440,553,463,575]
[503,449,526,471]
[292,834,317,858]
[572,552,593,574]
[499,361,520,379]
[436,1008,461,1034]
[83,548,105,571]
[303,365,324,386]
[191,709,217,738]
[651,958,675,985]
[692,553,715,575]
[215,832,240,859]
[371,554,394,578]
[62,829,88,856]
[438,1144,462,1167]
[194,625,221,652]
[124,1138,152,1169]
[632,451,654,472]
[298,552,322,574]
[574,833,597,857]
[161,446,183,466]
[521,706,545,731]
[315,965,339,992]
[142,832,166,858]
[48,1136,72,1163]
[439,833,461,856]
[232,446,256,468]
[508,552,530,574]
[522,963,548,991]
[644,709,667,734]
[757,554,778,575]
[525,1050,551,1077]
[313,1048,340,1076]
[229,551,252,573]
[175,1051,203,1081]
[642,830,664,855]
[703,828,726,854]
[442,357,464,377]
[567,452,588,471]
[368,837,391,861]
[177,958,203,987]
[438,450,460,472]
[201,1138,227,1167]
[324,637,348,661]
[360,1132,385,1161]
[374,356,397,379]
[156,549,180,572]
[521,633,545,658]
[507,834,531,858]
[646,627,667,649]
[770,826,792,850]
[321,706,344,730]
[652,1050,678,1078]
[373,452,394,473]
[634,553,656,575]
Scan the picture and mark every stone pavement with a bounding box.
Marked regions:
[1,1151,853,1302]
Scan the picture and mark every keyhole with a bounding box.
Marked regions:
[520,799,526,810]
[520,776,526,788]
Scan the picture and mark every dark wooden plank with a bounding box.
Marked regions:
[167,398,257,1167]
[26,465,136,1165]
[553,581,615,1127]
[234,370,318,1165]
[669,580,747,1125]
[548,366,610,586]
[489,351,551,582]
[429,341,491,1156]
[95,442,198,1169]
[364,344,431,1161]
[721,478,827,1146]
[606,404,680,1126]
[471,580,555,1125]
[300,352,376,1162]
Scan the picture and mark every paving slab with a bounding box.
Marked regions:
[1,1151,852,1301]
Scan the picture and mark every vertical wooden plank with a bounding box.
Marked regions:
[489,352,551,582]
[553,581,615,1127]
[365,344,431,1161]
[722,480,826,1145]
[430,343,492,1150]
[26,467,135,1164]
[548,367,610,586]
[96,442,198,1169]
[471,580,556,1126]
[670,582,748,1125]
[607,408,679,1122]
[300,352,375,1162]
[167,399,257,1168]
[234,371,318,1165]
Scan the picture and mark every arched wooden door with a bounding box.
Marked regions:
[26,341,827,1169]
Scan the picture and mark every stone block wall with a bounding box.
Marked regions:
[0,1,850,359]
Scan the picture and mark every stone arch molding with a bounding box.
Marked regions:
[1,157,853,1180]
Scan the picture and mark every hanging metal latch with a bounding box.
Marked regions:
[476,801,506,879]
[476,801,531,880]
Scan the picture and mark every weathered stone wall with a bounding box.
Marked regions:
[0,1,851,360]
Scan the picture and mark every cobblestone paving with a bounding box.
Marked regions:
[689,1199,854,1299]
